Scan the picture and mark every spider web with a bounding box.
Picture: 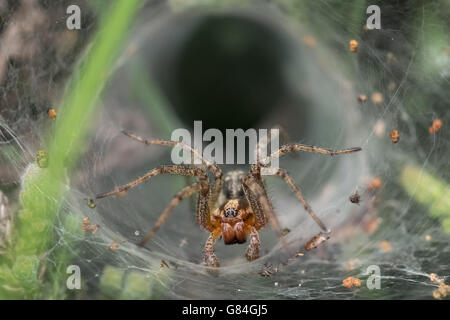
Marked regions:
[1,0,449,299]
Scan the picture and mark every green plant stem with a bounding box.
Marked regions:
[0,0,144,299]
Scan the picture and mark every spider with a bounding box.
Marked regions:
[96,130,361,268]
[349,190,361,204]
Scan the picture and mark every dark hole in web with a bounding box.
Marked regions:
[152,13,303,132]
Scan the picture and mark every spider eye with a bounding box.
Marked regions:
[224,208,237,217]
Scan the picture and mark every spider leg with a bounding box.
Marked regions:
[196,179,215,232]
[97,165,214,241]
[255,125,290,165]
[122,130,223,180]
[208,173,224,214]
[185,175,197,212]
[241,174,267,228]
[260,143,361,165]
[245,227,260,261]
[242,172,291,256]
[96,165,208,199]
[203,229,221,267]
[139,182,202,246]
[270,168,330,233]
[122,130,224,215]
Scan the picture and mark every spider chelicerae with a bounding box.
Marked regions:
[96,130,361,268]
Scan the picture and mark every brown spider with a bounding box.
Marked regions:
[349,190,361,204]
[96,130,361,268]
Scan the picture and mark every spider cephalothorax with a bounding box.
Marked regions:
[214,198,252,245]
[213,171,255,245]
[96,130,361,268]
